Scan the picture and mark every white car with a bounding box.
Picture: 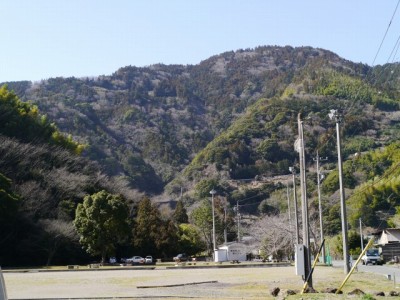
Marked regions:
[125,256,144,264]
[145,256,154,264]
[361,249,383,265]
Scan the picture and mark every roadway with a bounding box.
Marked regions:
[333,260,400,281]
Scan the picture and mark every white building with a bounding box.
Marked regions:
[214,242,247,262]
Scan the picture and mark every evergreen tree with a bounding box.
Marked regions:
[0,172,19,222]
[74,190,130,264]
[172,199,189,224]
[133,197,162,256]
[157,219,179,258]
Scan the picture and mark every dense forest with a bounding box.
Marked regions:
[2,45,400,265]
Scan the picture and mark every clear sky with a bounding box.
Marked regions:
[1,0,400,82]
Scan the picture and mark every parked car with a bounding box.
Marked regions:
[145,255,155,264]
[173,253,189,262]
[361,248,383,265]
[124,256,144,264]
[109,257,117,264]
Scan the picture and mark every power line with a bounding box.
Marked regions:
[372,0,400,66]
[322,164,400,214]
[387,34,400,63]
[310,0,400,157]
[234,191,270,204]
[346,161,400,200]
[238,199,266,208]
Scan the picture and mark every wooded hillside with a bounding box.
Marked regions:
[2,45,400,265]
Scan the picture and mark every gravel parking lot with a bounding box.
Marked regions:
[2,264,397,299]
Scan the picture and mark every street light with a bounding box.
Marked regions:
[210,189,217,253]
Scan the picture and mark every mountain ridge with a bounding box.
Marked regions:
[3,46,377,193]
[2,44,400,265]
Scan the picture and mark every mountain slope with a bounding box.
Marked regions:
[0,86,138,266]
[2,45,400,260]
[5,46,381,194]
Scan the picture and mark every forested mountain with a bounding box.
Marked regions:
[0,86,139,266]
[5,46,375,191]
[2,45,400,265]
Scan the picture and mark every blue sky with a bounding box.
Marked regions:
[1,0,400,82]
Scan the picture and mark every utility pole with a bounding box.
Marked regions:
[210,189,217,259]
[313,151,327,264]
[224,206,228,244]
[287,182,294,258]
[287,183,292,229]
[289,167,300,244]
[329,109,350,274]
[297,113,312,287]
[360,218,364,251]
[236,200,240,242]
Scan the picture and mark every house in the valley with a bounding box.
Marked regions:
[375,228,400,262]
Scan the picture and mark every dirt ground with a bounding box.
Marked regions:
[1,264,398,299]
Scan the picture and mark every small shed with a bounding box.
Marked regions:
[214,242,247,262]
[377,228,400,244]
[376,228,400,262]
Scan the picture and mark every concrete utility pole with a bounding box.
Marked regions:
[287,183,292,229]
[297,113,312,287]
[236,200,240,242]
[224,206,228,244]
[328,109,350,274]
[289,167,300,245]
[360,218,364,251]
[210,189,217,254]
[313,151,327,264]
[286,182,294,256]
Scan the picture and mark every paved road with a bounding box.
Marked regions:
[333,260,400,281]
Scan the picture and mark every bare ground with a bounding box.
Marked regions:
[2,264,398,299]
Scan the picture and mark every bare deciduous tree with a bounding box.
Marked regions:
[247,213,293,261]
[38,219,79,266]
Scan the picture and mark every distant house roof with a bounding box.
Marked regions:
[377,228,400,245]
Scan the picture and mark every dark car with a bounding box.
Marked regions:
[173,253,189,262]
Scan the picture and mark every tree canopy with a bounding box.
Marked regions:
[172,199,189,224]
[74,190,131,263]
